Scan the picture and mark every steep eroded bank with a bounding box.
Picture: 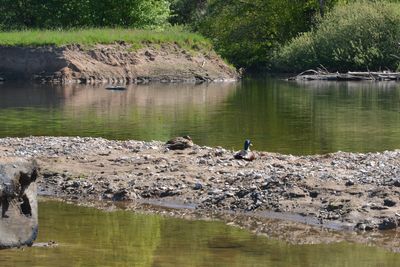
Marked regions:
[0,44,238,83]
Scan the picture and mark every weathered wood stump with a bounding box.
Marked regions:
[0,158,38,248]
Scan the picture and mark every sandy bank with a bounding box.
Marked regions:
[0,136,399,250]
[0,44,238,83]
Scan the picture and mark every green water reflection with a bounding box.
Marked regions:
[0,201,399,267]
[0,79,399,154]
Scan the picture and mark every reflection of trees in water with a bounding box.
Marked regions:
[210,79,400,154]
[1,79,399,154]
[3,201,398,266]
[0,81,239,141]
[35,202,162,267]
[0,82,64,108]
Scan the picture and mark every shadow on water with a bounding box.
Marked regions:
[0,79,399,154]
[0,201,400,267]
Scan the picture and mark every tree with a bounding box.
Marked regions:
[169,0,207,25]
[0,0,171,30]
[195,0,322,69]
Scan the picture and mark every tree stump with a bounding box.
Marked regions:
[0,158,38,248]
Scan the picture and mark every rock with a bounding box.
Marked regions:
[286,187,306,198]
[112,189,131,201]
[32,240,58,248]
[355,220,375,231]
[309,191,319,198]
[383,199,396,207]
[105,85,127,91]
[193,183,203,190]
[327,202,343,211]
[0,158,39,248]
[378,217,398,230]
[370,204,388,210]
[235,189,250,198]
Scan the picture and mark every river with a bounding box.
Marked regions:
[1,79,399,154]
[1,79,400,266]
[1,201,399,267]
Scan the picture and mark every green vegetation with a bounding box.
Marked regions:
[169,0,207,26]
[169,0,348,70]
[1,0,399,71]
[274,1,400,72]
[169,0,400,71]
[0,0,170,30]
[191,0,322,70]
[0,28,211,49]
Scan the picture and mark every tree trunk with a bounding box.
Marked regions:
[319,0,325,17]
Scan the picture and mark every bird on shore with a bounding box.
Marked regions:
[234,139,255,161]
[166,136,194,150]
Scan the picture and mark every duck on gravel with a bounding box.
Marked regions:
[166,136,194,150]
[234,139,255,161]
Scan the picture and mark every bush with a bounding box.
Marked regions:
[274,0,400,72]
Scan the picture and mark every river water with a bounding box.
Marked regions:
[1,79,400,265]
[1,79,399,154]
[0,201,399,267]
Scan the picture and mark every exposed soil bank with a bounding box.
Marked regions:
[0,44,238,83]
[1,137,399,250]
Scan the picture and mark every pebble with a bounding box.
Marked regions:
[1,136,399,232]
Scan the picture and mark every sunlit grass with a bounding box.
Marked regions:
[0,27,212,50]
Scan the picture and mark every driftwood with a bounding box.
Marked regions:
[289,69,400,81]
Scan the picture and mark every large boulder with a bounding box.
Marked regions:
[0,158,38,248]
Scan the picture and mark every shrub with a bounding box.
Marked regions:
[274,0,400,72]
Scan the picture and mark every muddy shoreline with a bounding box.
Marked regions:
[1,136,399,251]
[0,44,238,84]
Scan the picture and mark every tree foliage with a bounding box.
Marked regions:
[274,0,400,72]
[193,0,322,69]
[0,0,170,30]
[169,0,207,25]
[168,0,358,69]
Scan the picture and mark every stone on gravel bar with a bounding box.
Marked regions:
[0,158,39,249]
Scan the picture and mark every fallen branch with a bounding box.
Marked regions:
[289,70,400,81]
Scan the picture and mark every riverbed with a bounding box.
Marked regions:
[0,136,399,251]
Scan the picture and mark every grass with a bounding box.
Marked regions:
[0,27,212,51]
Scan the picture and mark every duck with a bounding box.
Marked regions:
[234,139,255,161]
[166,136,194,150]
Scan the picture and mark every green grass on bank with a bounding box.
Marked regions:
[0,27,212,51]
